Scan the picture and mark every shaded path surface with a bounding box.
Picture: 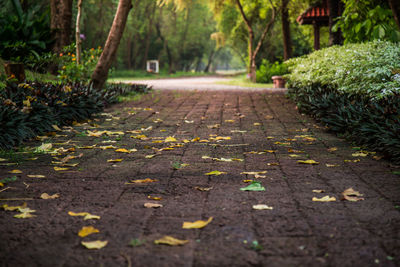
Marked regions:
[1,84,400,266]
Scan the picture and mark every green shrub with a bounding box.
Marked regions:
[56,44,102,83]
[286,41,400,162]
[256,60,288,83]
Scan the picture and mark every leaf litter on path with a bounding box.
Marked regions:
[68,211,100,220]
[341,188,364,201]
[78,226,100,237]
[205,171,227,176]
[182,217,213,229]
[81,240,108,249]
[312,196,336,202]
[154,236,188,246]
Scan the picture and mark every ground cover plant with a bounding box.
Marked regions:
[285,40,400,162]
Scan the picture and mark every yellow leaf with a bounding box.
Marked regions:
[144,108,153,111]
[8,169,22,174]
[14,212,36,218]
[344,159,360,163]
[129,178,158,184]
[68,211,89,216]
[0,158,7,161]
[312,196,336,202]
[145,154,157,159]
[252,204,273,210]
[253,123,261,126]
[327,147,338,152]
[341,188,364,202]
[37,143,52,152]
[185,120,194,123]
[115,148,130,153]
[148,195,162,200]
[182,139,190,143]
[274,142,290,145]
[54,167,69,171]
[243,180,253,183]
[312,189,325,193]
[288,149,304,153]
[0,182,3,187]
[79,145,96,149]
[40,193,60,199]
[213,136,231,141]
[99,145,116,150]
[191,137,200,142]
[225,120,235,123]
[144,202,163,208]
[18,207,36,213]
[205,171,226,176]
[207,124,220,129]
[78,226,100,237]
[254,174,266,179]
[164,136,177,142]
[352,152,368,157]
[194,186,213,191]
[154,236,188,246]
[326,164,340,167]
[68,211,100,220]
[199,139,209,143]
[264,150,276,153]
[289,154,301,158]
[52,125,62,131]
[87,130,105,137]
[297,160,319,165]
[152,140,163,143]
[81,240,108,249]
[107,159,123,163]
[182,217,213,229]
[2,203,27,211]
[266,136,274,139]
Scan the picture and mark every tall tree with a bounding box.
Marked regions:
[91,0,132,89]
[235,0,276,82]
[50,0,73,53]
[281,0,292,60]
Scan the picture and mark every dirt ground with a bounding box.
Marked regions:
[0,86,399,267]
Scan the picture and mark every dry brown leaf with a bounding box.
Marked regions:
[78,226,100,237]
[40,193,60,199]
[154,236,188,246]
[341,188,364,202]
[144,202,163,208]
[182,217,213,229]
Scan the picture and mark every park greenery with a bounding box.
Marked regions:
[0,0,400,159]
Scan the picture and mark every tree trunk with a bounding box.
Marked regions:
[235,0,275,82]
[50,0,73,54]
[75,0,83,65]
[91,0,132,90]
[281,0,292,60]
[327,0,342,45]
[388,0,400,30]
[204,49,216,73]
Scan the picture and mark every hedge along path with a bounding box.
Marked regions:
[0,88,399,266]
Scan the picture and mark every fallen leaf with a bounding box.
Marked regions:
[274,142,290,145]
[344,159,360,163]
[254,174,266,179]
[68,211,100,220]
[36,143,52,152]
[252,204,273,210]
[312,196,336,202]
[8,169,22,174]
[266,136,274,139]
[164,136,177,142]
[312,189,325,193]
[243,179,253,183]
[81,240,108,249]
[14,212,36,218]
[241,171,267,175]
[0,158,7,162]
[87,130,105,137]
[40,193,60,199]
[54,167,69,171]
[78,226,100,237]
[107,159,123,163]
[211,136,231,141]
[231,130,247,133]
[207,124,220,129]
[185,120,194,123]
[264,150,277,153]
[297,160,319,165]
[352,152,368,157]
[289,154,301,158]
[264,115,274,120]
[205,171,227,176]
[52,125,62,131]
[253,122,261,126]
[182,217,213,229]
[2,203,27,211]
[144,202,163,208]
[225,120,235,123]
[288,149,304,153]
[240,181,266,191]
[129,178,158,184]
[267,162,280,166]
[115,148,130,153]
[327,147,338,152]
[194,186,213,191]
[148,195,162,200]
[99,145,117,150]
[326,164,340,167]
[341,188,364,201]
[79,145,96,149]
[191,137,200,142]
[131,134,148,140]
[154,236,188,246]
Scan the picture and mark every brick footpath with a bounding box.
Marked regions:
[0,88,399,266]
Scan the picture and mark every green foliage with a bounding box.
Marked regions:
[334,0,400,43]
[0,176,17,184]
[286,41,400,162]
[286,41,400,99]
[256,60,288,83]
[0,0,52,65]
[57,44,102,83]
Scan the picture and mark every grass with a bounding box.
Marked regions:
[215,74,273,88]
